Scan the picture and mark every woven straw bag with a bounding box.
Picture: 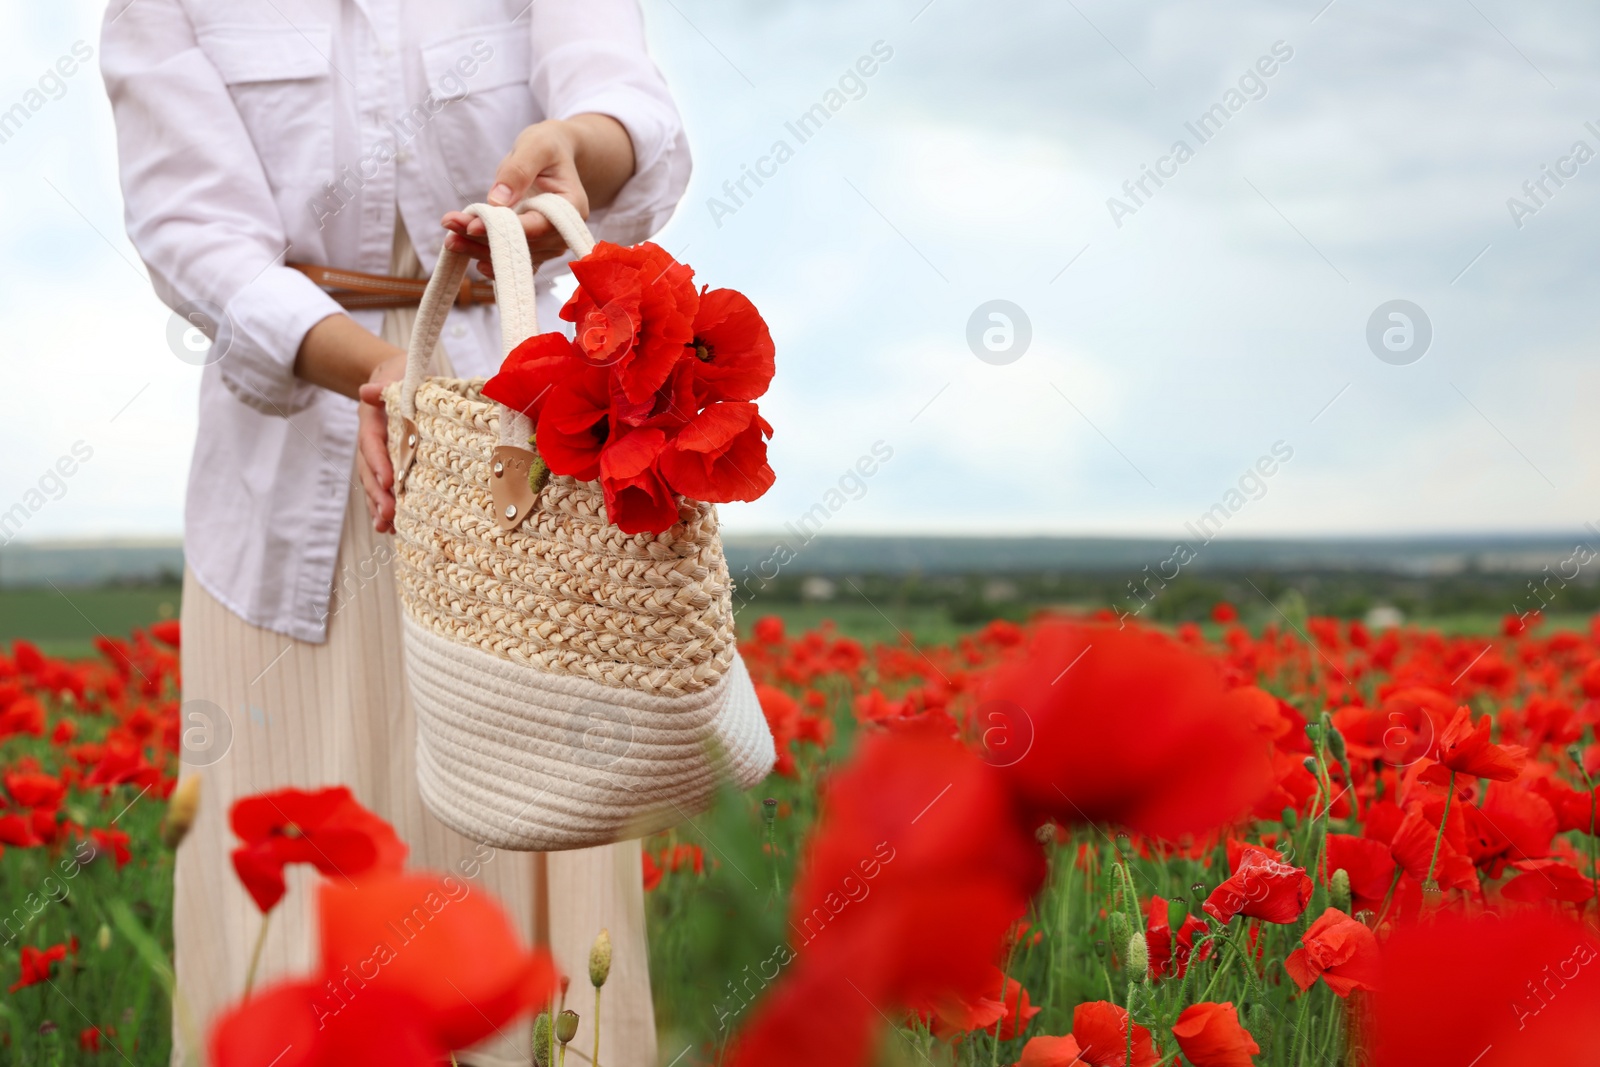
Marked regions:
[382,194,775,852]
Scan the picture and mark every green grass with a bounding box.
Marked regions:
[0,586,180,661]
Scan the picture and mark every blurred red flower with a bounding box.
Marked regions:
[9,942,69,993]
[1372,909,1600,1067]
[229,787,408,913]
[727,725,1044,1067]
[210,873,557,1067]
[976,621,1270,840]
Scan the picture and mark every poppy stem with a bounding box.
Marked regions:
[242,912,271,999]
[1422,770,1456,891]
[593,985,602,1067]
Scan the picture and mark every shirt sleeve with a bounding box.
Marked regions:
[100,0,342,417]
[526,0,692,247]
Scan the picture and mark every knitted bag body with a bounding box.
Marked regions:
[383,196,775,851]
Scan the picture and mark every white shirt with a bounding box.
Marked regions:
[101,0,691,643]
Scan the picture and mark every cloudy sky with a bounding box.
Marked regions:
[4,0,1599,546]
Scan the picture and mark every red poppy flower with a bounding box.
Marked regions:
[5,770,66,810]
[1422,706,1526,782]
[229,787,408,914]
[1463,781,1556,876]
[597,427,679,534]
[1284,907,1381,996]
[1211,602,1238,623]
[1144,895,1211,980]
[1019,1034,1089,1067]
[682,288,775,403]
[535,362,614,481]
[481,332,584,423]
[211,874,557,1067]
[921,968,1039,1041]
[1500,859,1596,903]
[78,1026,103,1052]
[657,401,775,504]
[560,241,697,404]
[642,849,664,892]
[1203,847,1313,925]
[756,684,802,777]
[9,942,68,992]
[0,694,45,739]
[976,621,1270,840]
[0,813,42,848]
[1529,777,1598,834]
[1062,1001,1160,1067]
[91,827,133,870]
[1388,801,1478,893]
[1372,909,1600,1067]
[1323,833,1396,915]
[1171,1002,1260,1067]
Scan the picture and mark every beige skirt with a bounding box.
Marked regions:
[173,220,656,1066]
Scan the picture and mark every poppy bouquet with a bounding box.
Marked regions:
[482,241,776,535]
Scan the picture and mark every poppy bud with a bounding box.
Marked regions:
[532,1013,552,1067]
[161,775,202,850]
[1302,756,1319,775]
[762,797,778,824]
[1281,806,1298,829]
[1108,912,1131,951]
[96,924,111,952]
[1125,931,1148,977]
[1331,868,1352,914]
[1327,724,1348,763]
[589,928,612,988]
[556,1009,580,1045]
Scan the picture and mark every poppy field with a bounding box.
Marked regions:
[2,605,1599,1064]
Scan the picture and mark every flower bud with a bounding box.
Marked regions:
[532,1013,552,1067]
[1302,756,1319,775]
[1125,931,1148,977]
[1326,724,1348,763]
[1281,806,1298,829]
[1331,868,1352,914]
[556,1008,580,1044]
[762,797,778,824]
[589,928,612,988]
[1108,911,1131,951]
[96,923,111,952]
[162,775,202,850]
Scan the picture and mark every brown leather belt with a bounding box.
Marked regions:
[288,262,496,310]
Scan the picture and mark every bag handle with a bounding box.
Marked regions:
[398,193,597,448]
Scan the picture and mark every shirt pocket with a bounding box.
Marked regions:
[421,24,535,201]
[199,23,335,196]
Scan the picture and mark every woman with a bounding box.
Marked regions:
[101,2,689,1063]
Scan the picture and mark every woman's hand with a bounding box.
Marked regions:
[442,114,635,276]
[356,353,408,533]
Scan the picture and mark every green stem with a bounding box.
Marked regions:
[242,911,271,999]
[1423,770,1456,890]
[593,986,603,1067]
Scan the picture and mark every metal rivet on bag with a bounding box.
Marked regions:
[504,504,517,519]
[406,433,417,447]
[492,461,504,477]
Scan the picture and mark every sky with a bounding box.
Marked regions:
[3,0,1600,546]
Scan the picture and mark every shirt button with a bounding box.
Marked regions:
[395,149,412,164]
[450,325,467,339]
